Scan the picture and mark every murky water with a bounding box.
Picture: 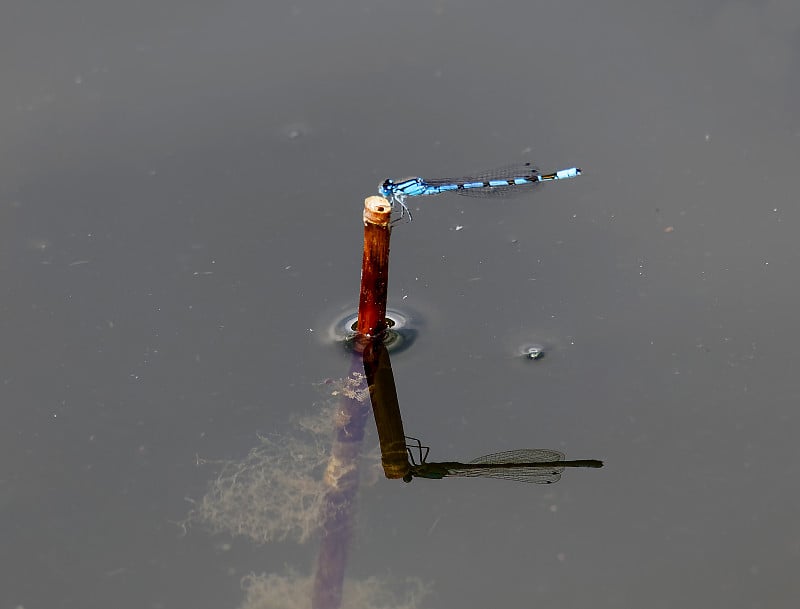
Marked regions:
[3,2,799,608]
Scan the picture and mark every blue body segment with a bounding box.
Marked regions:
[378,162,581,219]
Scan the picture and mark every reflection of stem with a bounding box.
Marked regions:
[312,197,393,608]
[363,339,412,480]
[311,359,369,609]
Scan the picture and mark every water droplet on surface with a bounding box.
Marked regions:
[521,344,545,360]
[280,121,312,141]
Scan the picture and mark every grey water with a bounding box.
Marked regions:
[2,1,799,608]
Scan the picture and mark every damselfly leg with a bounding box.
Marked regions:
[404,436,429,466]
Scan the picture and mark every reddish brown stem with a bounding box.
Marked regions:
[357,196,392,337]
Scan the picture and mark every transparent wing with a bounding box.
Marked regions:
[425,162,543,199]
[425,162,543,184]
[450,184,534,199]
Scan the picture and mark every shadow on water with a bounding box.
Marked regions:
[363,338,603,486]
[185,332,603,609]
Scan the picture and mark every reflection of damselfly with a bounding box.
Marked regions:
[403,437,603,484]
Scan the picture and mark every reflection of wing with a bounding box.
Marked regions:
[458,449,566,484]
[469,448,566,464]
[446,464,562,483]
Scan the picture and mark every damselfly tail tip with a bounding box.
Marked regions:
[554,167,582,180]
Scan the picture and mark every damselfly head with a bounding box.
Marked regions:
[378,179,394,198]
